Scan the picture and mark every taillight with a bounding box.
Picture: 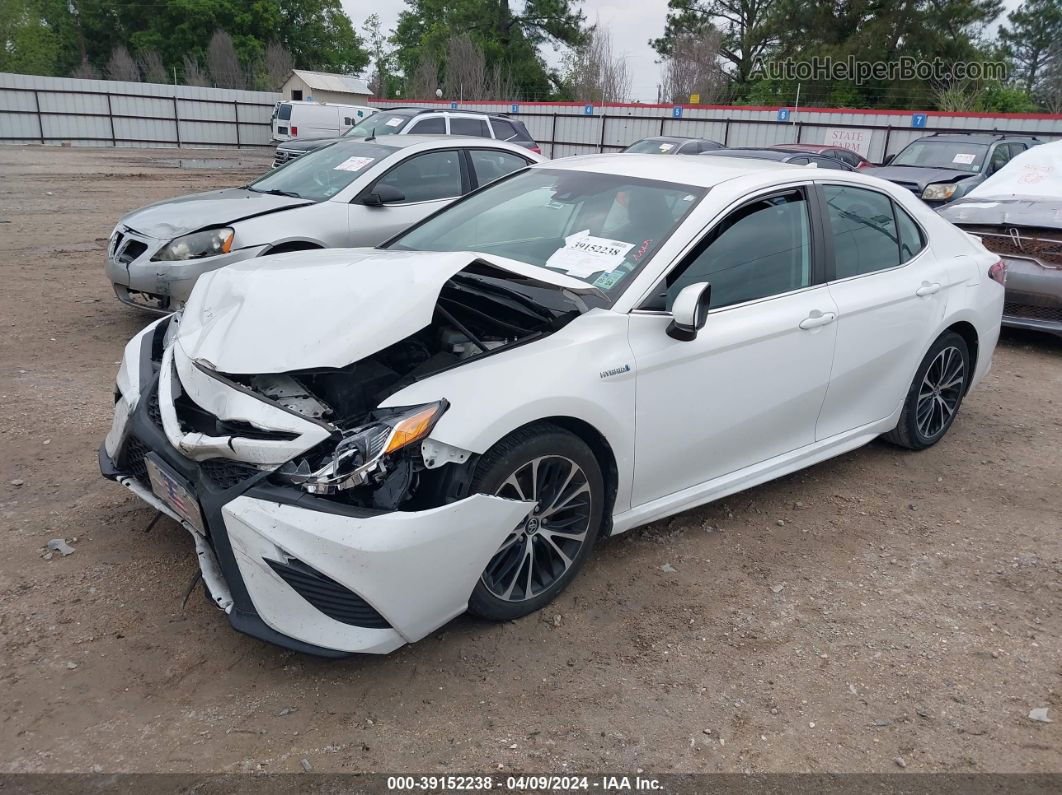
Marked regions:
[291,126,298,137]
[529,144,541,154]
[988,259,1006,285]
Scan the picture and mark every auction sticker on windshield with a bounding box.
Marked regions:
[385,117,404,127]
[953,153,976,165]
[334,156,376,172]
[546,230,635,278]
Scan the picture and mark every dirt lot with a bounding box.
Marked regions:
[0,146,1059,775]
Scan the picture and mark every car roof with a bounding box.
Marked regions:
[771,143,850,153]
[372,106,519,122]
[328,135,532,154]
[707,148,795,161]
[540,152,796,186]
[913,133,1036,144]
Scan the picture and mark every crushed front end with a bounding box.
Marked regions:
[98,259,590,655]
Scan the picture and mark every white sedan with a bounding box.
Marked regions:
[101,154,1005,656]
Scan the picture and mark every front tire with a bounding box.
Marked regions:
[467,423,604,621]
[884,331,971,450]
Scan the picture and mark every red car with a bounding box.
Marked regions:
[770,143,873,169]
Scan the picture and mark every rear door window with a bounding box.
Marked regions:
[450,117,490,137]
[822,185,901,278]
[469,149,530,187]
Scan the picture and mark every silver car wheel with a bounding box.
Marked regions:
[916,345,965,440]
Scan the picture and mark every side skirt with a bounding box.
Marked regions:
[610,418,895,536]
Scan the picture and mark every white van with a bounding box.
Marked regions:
[271,101,377,141]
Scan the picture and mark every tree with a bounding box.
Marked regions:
[362,13,396,99]
[264,41,294,91]
[206,30,244,89]
[105,45,140,82]
[0,0,76,76]
[652,0,782,87]
[562,26,631,103]
[1038,40,1062,111]
[182,54,209,87]
[444,33,489,99]
[999,0,1062,94]
[659,29,728,104]
[409,53,440,99]
[393,0,589,99]
[137,48,168,84]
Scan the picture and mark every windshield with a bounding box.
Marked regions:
[624,139,681,154]
[343,111,413,138]
[248,140,394,201]
[388,168,706,297]
[891,141,989,173]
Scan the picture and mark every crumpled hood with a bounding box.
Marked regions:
[862,165,973,190]
[120,188,313,240]
[175,248,596,375]
[938,198,1062,229]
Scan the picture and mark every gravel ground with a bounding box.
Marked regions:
[0,146,1059,775]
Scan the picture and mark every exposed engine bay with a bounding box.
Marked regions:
[192,267,587,511]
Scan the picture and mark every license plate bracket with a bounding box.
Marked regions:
[146,454,206,535]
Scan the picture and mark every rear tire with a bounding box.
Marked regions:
[884,331,970,450]
[467,423,604,621]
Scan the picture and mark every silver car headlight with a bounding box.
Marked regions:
[921,183,958,201]
[152,227,234,261]
[278,401,447,494]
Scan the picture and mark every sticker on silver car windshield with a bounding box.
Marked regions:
[334,156,376,172]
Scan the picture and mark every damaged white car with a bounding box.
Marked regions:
[101,155,1004,656]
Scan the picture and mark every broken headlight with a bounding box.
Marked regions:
[278,401,447,494]
[153,227,234,261]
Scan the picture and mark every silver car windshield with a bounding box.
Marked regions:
[343,111,415,138]
[389,168,706,296]
[891,141,989,173]
[249,141,394,201]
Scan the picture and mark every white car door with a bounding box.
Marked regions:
[347,148,468,246]
[813,182,954,440]
[627,186,839,507]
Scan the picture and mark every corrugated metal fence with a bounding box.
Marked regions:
[375,99,1062,162]
[2,72,1061,161]
[0,72,280,148]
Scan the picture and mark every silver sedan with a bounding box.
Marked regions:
[105,136,545,312]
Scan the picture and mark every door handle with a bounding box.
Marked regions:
[798,311,836,330]
[915,282,942,297]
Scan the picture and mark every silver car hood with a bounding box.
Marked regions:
[119,188,314,240]
[175,247,597,375]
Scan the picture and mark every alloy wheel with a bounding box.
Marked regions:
[481,455,593,602]
[916,345,965,440]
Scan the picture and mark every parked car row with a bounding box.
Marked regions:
[101,132,1022,657]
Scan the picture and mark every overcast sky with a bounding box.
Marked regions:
[340,0,1024,104]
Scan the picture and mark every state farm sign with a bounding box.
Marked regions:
[823,127,872,159]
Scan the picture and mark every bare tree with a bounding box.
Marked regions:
[563,26,631,103]
[207,30,245,89]
[444,34,488,100]
[362,14,394,99]
[137,49,169,84]
[409,54,440,100]
[182,55,210,87]
[264,41,294,91]
[932,80,979,112]
[105,46,141,82]
[659,30,728,104]
[487,63,516,101]
[1039,41,1062,113]
[70,59,101,80]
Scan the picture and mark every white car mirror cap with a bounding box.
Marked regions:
[666,282,712,342]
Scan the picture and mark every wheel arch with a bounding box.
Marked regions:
[533,415,619,538]
[943,320,979,394]
[259,239,325,256]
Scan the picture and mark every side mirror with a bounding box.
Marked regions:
[666,282,712,341]
[360,183,406,206]
[882,153,895,166]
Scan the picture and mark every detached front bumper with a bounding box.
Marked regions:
[101,328,531,656]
